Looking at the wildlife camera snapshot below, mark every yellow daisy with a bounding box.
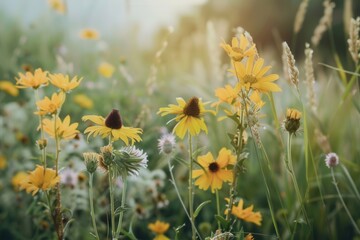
[192,148,236,193]
[11,171,29,191]
[148,220,170,234]
[221,35,257,62]
[49,73,82,92]
[48,0,66,14]
[35,92,65,116]
[73,94,94,109]
[98,62,115,78]
[42,115,79,140]
[286,108,302,120]
[213,84,241,107]
[79,28,99,40]
[225,199,262,226]
[20,165,60,196]
[16,68,48,89]
[82,109,142,145]
[0,81,19,96]
[158,97,215,139]
[0,155,7,170]
[233,56,281,93]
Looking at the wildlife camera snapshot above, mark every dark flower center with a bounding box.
[105,109,122,129]
[183,97,200,117]
[208,162,220,173]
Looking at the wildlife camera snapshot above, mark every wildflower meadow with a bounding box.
[0,0,360,239]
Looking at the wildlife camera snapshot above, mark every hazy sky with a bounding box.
[0,0,207,39]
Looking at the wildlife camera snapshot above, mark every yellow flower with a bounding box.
[49,73,82,92]
[154,235,170,240]
[221,35,257,62]
[0,155,7,170]
[249,91,265,110]
[148,220,170,234]
[192,148,236,193]
[20,165,60,196]
[35,92,65,116]
[82,109,142,145]
[42,115,79,140]
[16,68,48,89]
[286,108,302,120]
[0,81,19,96]
[48,0,66,14]
[225,199,262,226]
[73,94,94,109]
[158,97,215,139]
[98,62,115,78]
[285,108,301,134]
[245,233,254,240]
[79,28,99,40]
[232,56,281,93]
[213,84,241,107]
[11,171,29,191]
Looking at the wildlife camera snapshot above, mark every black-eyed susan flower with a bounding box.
[221,35,257,62]
[157,97,215,139]
[20,165,60,196]
[98,62,115,78]
[233,56,281,93]
[192,148,236,193]
[11,171,28,191]
[35,92,65,116]
[0,81,19,96]
[82,109,142,145]
[148,220,170,240]
[42,115,79,140]
[49,73,82,92]
[16,68,48,89]
[225,199,262,226]
[79,28,99,40]
[73,94,94,109]
[285,108,301,134]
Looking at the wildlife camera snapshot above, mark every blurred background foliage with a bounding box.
[0,0,360,239]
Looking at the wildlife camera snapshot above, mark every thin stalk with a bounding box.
[286,133,310,226]
[89,173,100,239]
[54,115,60,175]
[341,164,360,201]
[215,190,221,230]
[331,168,360,234]
[35,89,47,167]
[108,167,116,239]
[167,158,202,240]
[188,134,196,240]
[116,178,128,237]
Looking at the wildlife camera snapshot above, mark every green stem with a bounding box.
[167,158,202,240]
[341,164,360,201]
[116,178,128,237]
[108,167,116,239]
[286,133,310,226]
[188,134,196,240]
[89,173,100,239]
[215,190,221,230]
[54,115,60,175]
[331,168,360,234]
[35,89,47,168]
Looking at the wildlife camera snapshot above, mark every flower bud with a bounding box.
[83,152,99,173]
[36,138,47,150]
[100,144,114,166]
[285,108,301,134]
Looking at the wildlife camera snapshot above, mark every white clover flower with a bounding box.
[325,152,339,168]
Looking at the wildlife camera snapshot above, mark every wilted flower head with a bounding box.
[113,146,148,177]
[158,133,176,155]
[325,152,339,168]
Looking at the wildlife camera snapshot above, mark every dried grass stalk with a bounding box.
[311,0,335,46]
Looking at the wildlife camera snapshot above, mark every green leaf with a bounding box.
[215,215,231,230]
[194,200,211,218]
[119,229,137,240]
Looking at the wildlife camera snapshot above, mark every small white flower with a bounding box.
[158,133,176,155]
[325,152,339,168]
